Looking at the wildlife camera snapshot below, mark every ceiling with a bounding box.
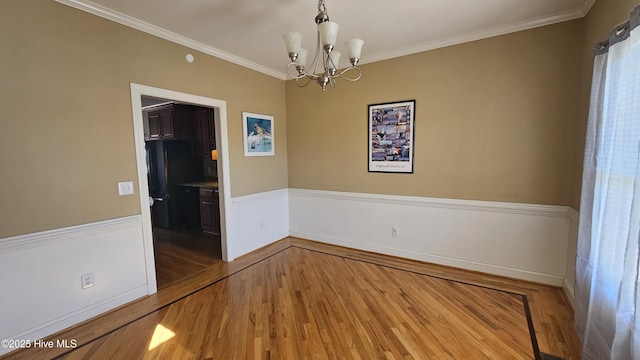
[57,0,595,79]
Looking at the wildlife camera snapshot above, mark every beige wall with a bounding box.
[2,0,637,239]
[286,20,583,206]
[0,0,288,238]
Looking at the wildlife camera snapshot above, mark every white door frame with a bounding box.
[129,83,232,295]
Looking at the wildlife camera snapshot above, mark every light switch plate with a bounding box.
[118,181,134,196]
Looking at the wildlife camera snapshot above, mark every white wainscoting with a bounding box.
[0,188,577,356]
[227,188,290,260]
[289,189,575,286]
[0,215,149,356]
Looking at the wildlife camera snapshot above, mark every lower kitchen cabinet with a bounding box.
[199,188,220,235]
[176,185,201,229]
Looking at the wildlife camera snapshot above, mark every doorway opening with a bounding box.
[143,97,221,289]
[129,84,231,295]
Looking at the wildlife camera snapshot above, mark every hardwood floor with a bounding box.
[2,237,581,360]
[152,227,222,289]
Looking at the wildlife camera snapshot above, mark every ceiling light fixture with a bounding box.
[282,0,364,91]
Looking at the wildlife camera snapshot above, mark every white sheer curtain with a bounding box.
[576,5,640,359]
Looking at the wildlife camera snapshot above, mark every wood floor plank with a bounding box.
[2,237,580,359]
[152,227,221,289]
[52,247,536,359]
[289,238,581,359]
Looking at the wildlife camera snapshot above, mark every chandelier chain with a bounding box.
[318,0,327,16]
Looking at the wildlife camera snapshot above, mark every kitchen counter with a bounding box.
[177,181,218,189]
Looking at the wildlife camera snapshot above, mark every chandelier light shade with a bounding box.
[283,32,302,55]
[295,48,308,68]
[282,0,364,91]
[318,21,339,50]
[345,39,364,65]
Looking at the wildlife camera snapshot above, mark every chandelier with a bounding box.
[282,0,364,91]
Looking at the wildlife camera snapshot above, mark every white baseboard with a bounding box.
[0,216,149,356]
[2,286,148,355]
[289,189,573,286]
[290,231,564,284]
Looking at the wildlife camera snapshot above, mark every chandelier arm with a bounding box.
[309,31,324,78]
[337,66,362,82]
[295,76,314,88]
[285,62,308,79]
[286,62,321,84]
[322,57,329,78]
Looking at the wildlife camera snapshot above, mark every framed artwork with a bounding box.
[368,100,416,173]
[242,112,274,157]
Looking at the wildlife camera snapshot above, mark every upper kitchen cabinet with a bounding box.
[146,104,193,141]
[194,108,216,157]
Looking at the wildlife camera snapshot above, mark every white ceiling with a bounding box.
[57,0,595,79]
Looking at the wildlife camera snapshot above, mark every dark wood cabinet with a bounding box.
[194,108,216,156]
[147,111,167,139]
[176,185,201,229]
[199,188,220,235]
[146,104,193,140]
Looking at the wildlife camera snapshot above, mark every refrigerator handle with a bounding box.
[163,147,169,191]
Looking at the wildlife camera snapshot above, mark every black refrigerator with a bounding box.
[146,140,201,229]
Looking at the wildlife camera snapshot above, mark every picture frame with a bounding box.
[368,100,416,173]
[242,112,274,157]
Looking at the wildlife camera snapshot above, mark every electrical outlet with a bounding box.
[81,273,95,289]
[118,181,134,196]
[392,226,400,237]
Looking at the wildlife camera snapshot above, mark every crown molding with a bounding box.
[55,0,287,80]
[580,0,597,16]
[360,5,592,66]
[56,0,594,80]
